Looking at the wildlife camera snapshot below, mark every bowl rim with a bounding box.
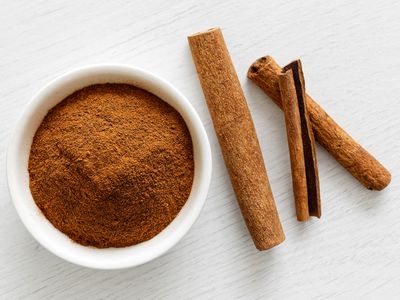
[6,64,212,269]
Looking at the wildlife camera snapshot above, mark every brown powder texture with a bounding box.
[28,83,194,248]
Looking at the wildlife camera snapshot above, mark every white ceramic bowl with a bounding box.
[7,65,212,269]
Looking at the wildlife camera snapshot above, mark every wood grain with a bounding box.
[1,0,400,299]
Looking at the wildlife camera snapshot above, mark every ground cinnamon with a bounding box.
[28,83,194,248]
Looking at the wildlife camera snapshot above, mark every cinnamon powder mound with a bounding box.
[28,83,194,248]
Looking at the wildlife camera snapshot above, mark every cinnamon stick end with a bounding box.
[368,170,391,191]
[187,27,221,39]
[247,56,275,79]
[255,233,285,251]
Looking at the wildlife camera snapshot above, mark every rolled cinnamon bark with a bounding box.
[248,56,391,191]
[279,60,321,221]
[188,28,285,250]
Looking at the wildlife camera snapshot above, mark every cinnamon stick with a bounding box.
[248,56,391,191]
[188,28,285,250]
[279,60,321,221]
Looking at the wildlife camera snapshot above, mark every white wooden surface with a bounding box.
[1,0,400,299]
